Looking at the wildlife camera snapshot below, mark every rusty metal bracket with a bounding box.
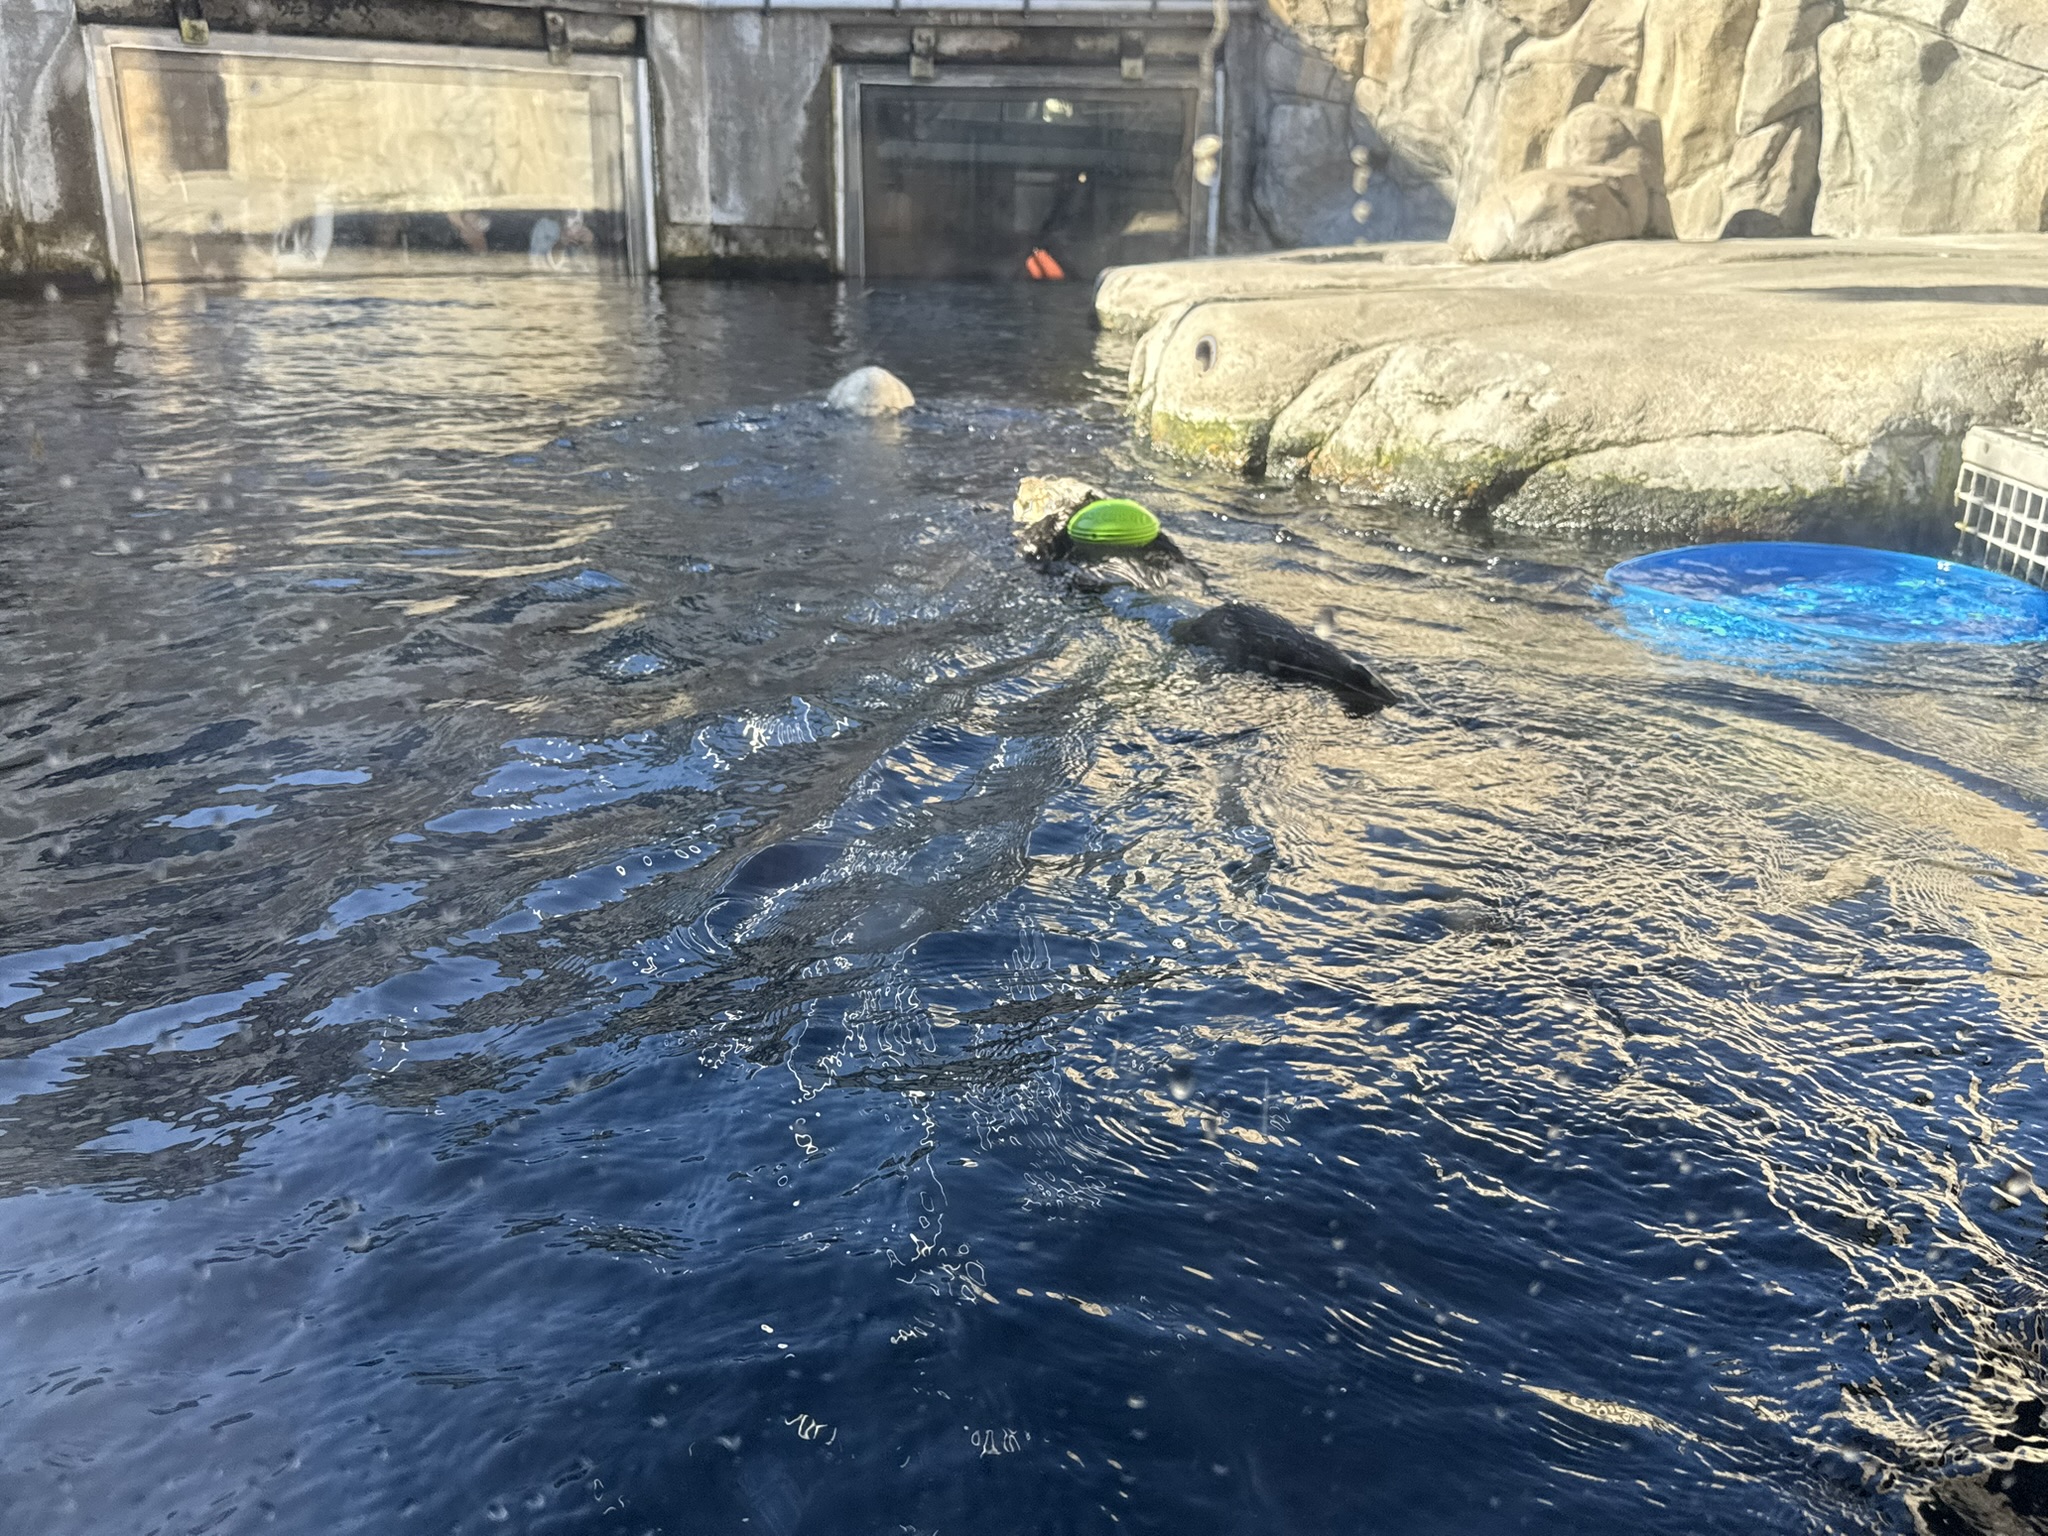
[174,0,209,46]
[1120,30,1146,81]
[543,10,572,65]
[910,27,936,80]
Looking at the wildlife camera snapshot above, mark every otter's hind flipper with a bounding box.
[1171,602,1399,715]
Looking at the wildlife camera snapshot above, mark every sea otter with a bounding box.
[1013,484,1208,597]
[1011,477,1399,716]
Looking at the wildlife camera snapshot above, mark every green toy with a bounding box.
[1065,498,1160,549]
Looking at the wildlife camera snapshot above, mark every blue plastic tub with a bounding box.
[1606,542,2048,653]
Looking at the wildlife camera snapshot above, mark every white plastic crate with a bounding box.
[1956,425,2048,589]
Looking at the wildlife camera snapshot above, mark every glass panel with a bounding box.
[860,86,1190,281]
[109,42,634,282]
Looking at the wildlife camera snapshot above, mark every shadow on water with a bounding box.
[2,276,2048,1536]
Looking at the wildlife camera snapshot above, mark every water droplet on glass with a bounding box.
[485,1500,509,1522]
[1126,1396,1146,1411]
[1166,1061,1195,1102]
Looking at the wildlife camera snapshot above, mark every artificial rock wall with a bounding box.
[1816,1,2048,238]
[1254,0,2048,252]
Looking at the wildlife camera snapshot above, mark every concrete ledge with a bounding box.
[657,221,834,279]
[1095,242,1460,331]
[1105,235,2048,546]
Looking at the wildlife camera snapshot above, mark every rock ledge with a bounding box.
[1106,235,2048,545]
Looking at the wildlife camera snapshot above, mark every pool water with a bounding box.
[3,280,2048,1536]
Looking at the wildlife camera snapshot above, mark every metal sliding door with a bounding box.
[835,66,1199,283]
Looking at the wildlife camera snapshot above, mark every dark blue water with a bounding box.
[4,279,2048,1536]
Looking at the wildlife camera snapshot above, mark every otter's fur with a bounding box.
[1009,481,1399,716]
[1171,603,1399,716]
[1015,512,1207,596]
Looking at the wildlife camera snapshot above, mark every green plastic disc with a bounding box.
[1066,498,1160,549]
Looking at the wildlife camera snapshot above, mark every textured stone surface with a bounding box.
[824,366,916,416]
[1111,235,2048,542]
[1337,0,2048,253]
[1351,0,1509,242]
[1251,5,1380,250]
[1497,0,1595,38]
[1738,0,1833,134]
[1482,0,1648,194]
[1095,243,1459,332]
[1253,97,1360,249]
[1341,0,1857,252]
[1815,4,2048,238]
[1636,0,1757,237]
[1455,166,1648,261]
[1453,103,1670,261]
[1012,476,1104,525]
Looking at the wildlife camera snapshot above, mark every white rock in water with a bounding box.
[825,366,915,416]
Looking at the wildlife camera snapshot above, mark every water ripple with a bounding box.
[1,280,2045,1536]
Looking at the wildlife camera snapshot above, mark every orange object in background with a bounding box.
[1025,247,1066,281]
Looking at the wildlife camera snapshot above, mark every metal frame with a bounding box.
[832,61,1202,281]
[1957,425,2048,590]
[82,24,656,285]
[697,0,1221,11]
